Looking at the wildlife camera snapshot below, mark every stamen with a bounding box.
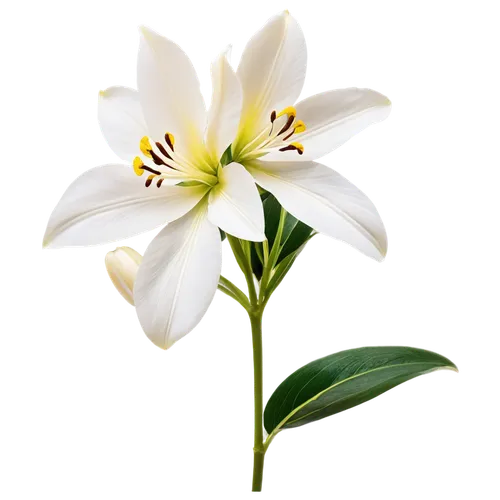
[133,157,145,176]
[278,115,295,136]
[276,106,296,118]
[141,165,162,175]
[269,111,276,137]
[165,133,175,151]
[293,120,306,134]
[156,142,173,161]
[279,142,304,155]
[145,174,155,187]
[140,137,153,158]
[157,178,164,188]
[150,150,168,167]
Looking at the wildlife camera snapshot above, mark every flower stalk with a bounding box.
[225,206,288,491]
[249,310,265,491]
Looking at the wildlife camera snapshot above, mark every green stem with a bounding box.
[249,309,265,491]
[226,212,288,491]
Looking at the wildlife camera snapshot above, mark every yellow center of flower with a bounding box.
[236,106,306,162]
[133,132,217,188]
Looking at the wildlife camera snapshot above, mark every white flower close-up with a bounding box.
[43,11,390,350]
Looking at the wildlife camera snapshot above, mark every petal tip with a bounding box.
[137,24,163,42]
[255,231,267,242]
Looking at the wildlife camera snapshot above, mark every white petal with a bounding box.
[208,163,265,241]
[137,26,207,161]
[235,11,307,149]
[263,88,391,162]
[205,48,243,162]
[105,247,143,305]
[43,164,208,248]
[247,161,387,260]
[98,86,148,162]
[134,206,222,349]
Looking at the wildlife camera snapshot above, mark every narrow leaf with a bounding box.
[263,195,313,265]
[251,243,264,281]
[220,144,233,166]
[264,346,457,435]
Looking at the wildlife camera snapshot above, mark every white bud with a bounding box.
[105,247,143,305]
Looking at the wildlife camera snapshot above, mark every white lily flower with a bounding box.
[227,11,391,260]
[44,13,390,349]
[105,247,142,306]
[43,27,266,349]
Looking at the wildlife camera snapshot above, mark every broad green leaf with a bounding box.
[264,346,457,435]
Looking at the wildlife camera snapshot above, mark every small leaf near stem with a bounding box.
[227,235,258,306]
[259,207,287,303]
[218,276,251,311]
[254,242,265,265]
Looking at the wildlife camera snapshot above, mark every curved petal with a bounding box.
[205,48,242,163]
[43,164,208,248]
[234,11,307,151]
[137,26,207,162]
[208,163,265,241]
[263,88,391,162]
[134,205,222,349]
[105,247,143,305]
[247,161,387,260]
[98,86,148,162]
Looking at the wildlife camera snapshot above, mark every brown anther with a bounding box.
[140,165,162,175]
[278,115,295,136]
[165,133,174,151]
[156,142,172,161]
[145,175,155,187]
[150,150,167,166]
[279,144,304,155]
[270,110,277,123]
[157,178,164,188]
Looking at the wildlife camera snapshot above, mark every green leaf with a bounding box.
[220,144,233,166]
[264,346,457,435]
[257,186,270,201]
[250,243,264,281]
[219,229,226,241]
[263,195,313,265]
[279,221,313,265]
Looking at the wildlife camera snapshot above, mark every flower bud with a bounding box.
[105,247,143,305]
